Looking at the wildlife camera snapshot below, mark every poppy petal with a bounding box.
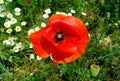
[29,27,50,58]
[48,14,66,25]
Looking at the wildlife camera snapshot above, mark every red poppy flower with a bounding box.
[29,14,89,64]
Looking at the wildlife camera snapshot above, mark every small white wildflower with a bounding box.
[30,54,34,60]
[7,13,13,19]
[56,11,61,14]
[28,29,34,36]
[41,23,46,27]
[114,23,118,26]
[59,12,67,16]
[34,26,40,31]
[14,7,21,13]
[13,46,19,53]
[44,8,51,14]
[0,13,5,17]
[8,37,14,41]
[88,33,91,37]
[37,56,42,60]
[0,0,4,4]
[0,28,4,32]
[99,40,102,43]
[15,26,22,32]
[67,13,72,16]
[70,10,76,13]
[85,22,89,26]
[6,28,12,34]
[3,40,11,45]
[50,54,53,60]
[10,18,17,24]
[29,43,33,48]
[30,72,34,76]
[21,21,27,26]
[16,42,22,49]
[4,21,11,28]
[9,41,15,46]
[42,14,49,18]
[15,12,21,16]
[81,12,87,16]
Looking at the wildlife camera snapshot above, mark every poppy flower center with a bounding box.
[55,32,64,42]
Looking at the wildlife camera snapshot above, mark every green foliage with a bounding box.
[0,0,120,81]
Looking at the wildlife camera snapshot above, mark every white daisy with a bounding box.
[8,37,14,41]
[81,12,87,16]
[42,14,49,18]
[37,56,42,60]
[3,40,11,45]
[16,42,22,49]
[67,13,72,16]
[28,29,34,36]
[0,28,4,32]
[29,43,33,48]
[9,41,15,46]
[70,10,76,13]
[14,7,21,13]
[15,12,21,16]
[21,21,27,26]
[50,54,53,60]
[44,8,51,14]
[15,26,22,32]
[34,26,40,31]
[41,23,46,27]
[0,13,5,17]
[30,54,34,60]
[4,21,11,28]
[13,46,19,53]
[6,28,12,34]
[56,11,61,14]
[88,33,91,37]
[7,13,13,19]
[10,18,17,24]
[0,0,4,4]
[85,22,89,26]
[56,12,67,16]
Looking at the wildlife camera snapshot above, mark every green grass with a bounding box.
[0,0,120,81]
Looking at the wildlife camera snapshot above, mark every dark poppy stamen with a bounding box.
[55,32,64,42]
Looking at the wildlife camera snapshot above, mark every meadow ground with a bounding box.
[0,0,120,81]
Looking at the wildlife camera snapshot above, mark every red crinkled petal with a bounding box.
[40,15,89,63]
[48,14,66,25]
[29,27,50,58]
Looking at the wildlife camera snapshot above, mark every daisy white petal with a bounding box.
[10,18,17,24]
[41,23,46,27]
[14,7,21,13]
[6,28,12,34]
[0,0,4,4]
[4,21,11,28]
[13,46,19,53]
[42,14,49,18]
[15,26,22,32]
[21,21,27,26]
[44,8,51,14]
[30,54,34,60]
[70,10,76,13]
[37,56,42,60]
[34,26,40,31]
[28,29,35,36]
